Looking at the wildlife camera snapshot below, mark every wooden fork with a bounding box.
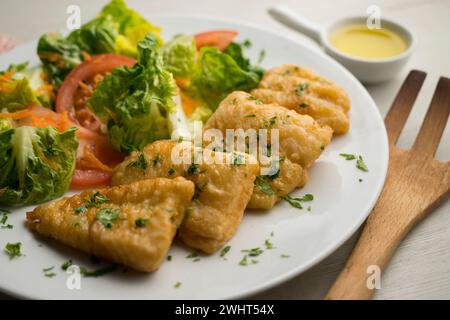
[325,70,450,300]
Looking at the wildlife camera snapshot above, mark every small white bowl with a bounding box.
[269,5,415,83]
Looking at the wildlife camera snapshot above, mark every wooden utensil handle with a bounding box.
[325,195,414,300]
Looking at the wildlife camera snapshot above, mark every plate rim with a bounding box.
[0,14,389,300]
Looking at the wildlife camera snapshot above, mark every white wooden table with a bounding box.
[0,0,449,300]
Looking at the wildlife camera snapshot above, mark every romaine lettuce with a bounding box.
[0,126,78,205]
[88,34,178,153]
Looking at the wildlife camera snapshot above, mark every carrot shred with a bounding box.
[80,144,113,173]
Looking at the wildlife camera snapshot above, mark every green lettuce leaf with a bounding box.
[190,45,263,110]
[88,34,177,153]
[161,37,264,114]
[160,35,197,78]
[0,62,54,110]
[0,126,78,206]
[38,0,161,87]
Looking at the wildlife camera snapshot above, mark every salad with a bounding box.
[0,0,263,206]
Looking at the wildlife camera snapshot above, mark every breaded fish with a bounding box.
[112,140,259,254]
[204,91,332,209]
[252,64,350,134]
[27,177,195,272]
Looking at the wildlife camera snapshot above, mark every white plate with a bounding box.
[0,16,388,299]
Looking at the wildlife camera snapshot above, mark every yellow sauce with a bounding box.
[329,25,407,59]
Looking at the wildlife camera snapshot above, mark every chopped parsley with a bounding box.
[298,103,309,108]
[174,282,182,288]
[220,245,231,258]
[242,39,252,48]
[282,194,313,209]
[258,49,266,64]
[168,167,176,176]
[239,255,249,266]
[264,239,275,250]
[281,254,290,258]
[356,156,369,172]
[61,259,73,271]
[241,247,264,257]
[359,178,363,182]
[193,257,201,262]
[80,265,117,277]
[74,205,87,215]
[127,153,148,170]
[186,252,199,259]
[320,145,325,151]
[186,163,199,176]
[244,114,256,118]
[340,153,369,172]
[42,266,56,277]
[83,191,109,208]
[152,154,163,166]
[0,209,13,229]
[295,83,309,96]
[167,255,172,261]
[43,266,55,272]
[254,176,274,196]
[340,153,356,160]
[5,242,22,259]
[96,208,120,229]
[135,218,148,228]
[44,272,57,278]
[263,116,277,128]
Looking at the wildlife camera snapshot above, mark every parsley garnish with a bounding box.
[80,265,117,277]
[264,239,275,250]
[127,153,148,170]
[168,167,176,176]
[5,242,22,259]
[135,218,148,228]
[298,103,309,108]
[43,266,55,272]
[186,163,199,176]
[282,193,314,209]
[241,247,264,257]
[167,255,172,261]
[356,156,369,172]
[0,209,13,229]
[45,272,57,278]
[220,246,231,258]
[153,154,163,166]
[244,114,256,118]
[255,176,274,196]
[61,259,73,271]
[295,83,309,96]
[174,282,182,288]
[96,208,120,229]
[83,191,109,208]
[258,49,266,64]
[281,254,290,258]
[239,255,249,266]
[242,39,252,48]
[340,153,356,160]
[340,153,369,172]
[74,205,87,215]
[186,252,199,259]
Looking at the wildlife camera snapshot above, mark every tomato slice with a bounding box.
[194,30,238,51]
[56,54,136,128]
[71,169,112,188]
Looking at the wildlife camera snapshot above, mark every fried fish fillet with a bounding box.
[252,64,350,134]
[112,140,259,254]
[27,177,195,272]
[204,91,332,209]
